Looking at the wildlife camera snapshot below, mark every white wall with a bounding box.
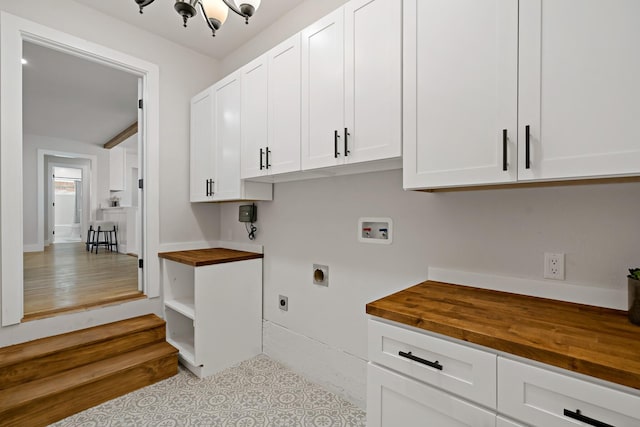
[22,134,108,246]
[220,171,640,406]
[1,0,222,346]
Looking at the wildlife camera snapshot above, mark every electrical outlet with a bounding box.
[278,295,288,311]
[544,253,565,280]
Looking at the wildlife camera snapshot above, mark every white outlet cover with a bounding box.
[544,252,565,280]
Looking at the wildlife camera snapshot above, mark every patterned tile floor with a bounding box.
[52,355,366,427]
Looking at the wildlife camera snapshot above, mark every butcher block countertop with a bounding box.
[366,280,640,391]
[158,248,263,267]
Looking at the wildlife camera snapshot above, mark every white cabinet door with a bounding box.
[240,55,269,180]
[301,8,345,170]
[190,88,215,202]
[403,0,518,190]
[344,0,402,164]
[268,34,302,176]
[498,357,640,427]
[212,73,242,201]
[367,364,496,427]
[518,0,640,181]
[109,146,126,191]
[496,416,525,427]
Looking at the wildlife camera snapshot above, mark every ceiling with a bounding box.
[22,1,307,148]
[22,41,139,147]
[73,0,306,60]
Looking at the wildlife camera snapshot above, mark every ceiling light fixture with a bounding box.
[134,0,261,37]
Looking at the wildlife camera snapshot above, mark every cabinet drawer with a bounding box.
[498,357,640,427]
[367,363,496,427]
[368,319,497,408]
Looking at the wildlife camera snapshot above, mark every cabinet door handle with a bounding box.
[502,129,508,171]
[266,147,271,169]
[344,128,350,157]
[334,130,340,158]
[259,148,264,170]
[525,125,531,169]
[563,409,613,427]
[210,180,215,196]
[398,351,443,371]
[206,179,210,196]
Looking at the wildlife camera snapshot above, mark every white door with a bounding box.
[518,0,640,181]
[190,88,215,202]
[403,0,518,190]
[344,0,402,164]
[268,34,302,176]
[212,73,242,201]
[240,55,268,180]
[301,8,345,170]
[367,364,496,427]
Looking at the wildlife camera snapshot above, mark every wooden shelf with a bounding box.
[165,299,195,320]
[158,248,263,267]
[366,281,640,392]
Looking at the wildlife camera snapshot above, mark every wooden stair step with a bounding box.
[0,314,166,389]
[0,341,178,427]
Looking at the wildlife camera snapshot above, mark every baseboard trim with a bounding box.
[428,267,626,310]
[262,320,366,409]
[23,243,43,253]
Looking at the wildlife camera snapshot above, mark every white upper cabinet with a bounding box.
[518,0,640,182]
[240,55,269,180]
[267,34,302,176]
[301,8,345,170]
[191,72,272,202]
[190,87,215,202]
[403,0,519,190]
[404,0,640,190]
[302,0,402,171]
[344,0,402,164]
[241,35,302,180]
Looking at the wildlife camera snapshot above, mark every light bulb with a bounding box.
[202,0,229,26]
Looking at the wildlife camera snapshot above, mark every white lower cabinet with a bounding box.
[496,416,525,427]
[368,318,640,426]
[162,257,262,378]
[498,357,640,427]
[367,363,496,427]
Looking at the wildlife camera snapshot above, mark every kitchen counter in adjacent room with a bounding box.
[366,281,640,391]
[158,248,263,267]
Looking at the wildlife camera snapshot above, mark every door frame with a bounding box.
[0,12,161,326]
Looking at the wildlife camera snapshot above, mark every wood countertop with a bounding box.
[366,281,640,391]
[158,248,263,267]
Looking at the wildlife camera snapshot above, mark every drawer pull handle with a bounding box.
[502,129,508,171]
[563,409,614,427]
[398,351,443,371]
[525,125,531,169]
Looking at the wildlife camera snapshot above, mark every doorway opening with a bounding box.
[52,166,83,243]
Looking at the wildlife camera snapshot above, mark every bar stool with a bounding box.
[92,221,118,254]
[85,222,96,252]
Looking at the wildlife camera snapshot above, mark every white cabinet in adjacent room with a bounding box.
[404,0,640,190]
[301,0,401,171]
[240,34,302,180]
[109,146,126,191]
[190,72,272,202]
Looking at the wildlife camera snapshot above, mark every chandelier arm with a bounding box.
[220,0,247,18]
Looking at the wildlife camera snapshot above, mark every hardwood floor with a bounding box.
[23,243,142,321]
